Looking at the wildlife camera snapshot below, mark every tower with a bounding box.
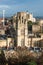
[17,12,28,47]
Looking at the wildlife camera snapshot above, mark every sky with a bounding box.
[0,0,43,17]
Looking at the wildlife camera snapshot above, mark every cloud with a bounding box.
[0,5,10,9]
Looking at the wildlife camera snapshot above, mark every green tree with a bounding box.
[27,61,37,65]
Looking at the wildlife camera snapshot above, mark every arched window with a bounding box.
[27,21,32,33]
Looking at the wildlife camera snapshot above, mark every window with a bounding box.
[19,16,20,20]
[36,33,41,38]
[22,17,23,19]
[22,17,23,23]
[34,41,40,47]
[27,22,32,33]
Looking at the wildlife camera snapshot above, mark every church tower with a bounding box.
[17,12,28,47]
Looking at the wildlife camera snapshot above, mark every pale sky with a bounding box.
[0,0,43,17]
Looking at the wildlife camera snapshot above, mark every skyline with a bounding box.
[0,0,43,17]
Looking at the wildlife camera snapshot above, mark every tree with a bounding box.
[27,60,37,65]
[28,21,33,33]
[8,57,18,65]
[0,50,6,65]
[37,52,43,65]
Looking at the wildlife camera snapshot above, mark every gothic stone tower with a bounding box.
[16,12,36,47]
[17,12,28,47]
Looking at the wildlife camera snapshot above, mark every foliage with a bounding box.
[28,21,32,32]
[0,50,6,65]
[28,21,33,25]
[7,48,43,65]
[37,52,43,65]
[7,48,37,65]
[8,57,18,65]
[27,60,37,65]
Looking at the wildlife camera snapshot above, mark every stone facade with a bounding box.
[0,40,6,47]
[0,36,14,48]
[13,12,43,48]
[0,12,43,48]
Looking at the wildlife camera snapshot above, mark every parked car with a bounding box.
[28,47,34,52]
[34,47,41,52]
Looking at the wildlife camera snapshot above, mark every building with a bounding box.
[0,35,14,48]
[12,12,43,48]
[0,11,43,48]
